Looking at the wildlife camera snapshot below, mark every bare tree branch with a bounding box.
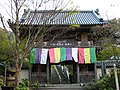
[1,0,76,86]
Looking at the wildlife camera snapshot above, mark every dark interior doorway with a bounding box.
[50,61,77,84]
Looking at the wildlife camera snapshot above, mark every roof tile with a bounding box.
[20,10,107,25]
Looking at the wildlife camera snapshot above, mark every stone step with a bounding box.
[33,87,87,90]
[31,84,87,90]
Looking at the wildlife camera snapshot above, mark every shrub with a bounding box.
[86,83,96,90]
[96,68,120,90]
[0,79,4,86]
[16,79,29,90]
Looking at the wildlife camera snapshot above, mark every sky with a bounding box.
[0,0,120,28]
[73,0,120,20]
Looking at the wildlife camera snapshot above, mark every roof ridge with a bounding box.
[24,9,94,13]
[92,10,104,22]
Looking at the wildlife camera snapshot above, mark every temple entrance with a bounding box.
[50,61,77,84]
[30,62,78,84]
[30,63,95,84]
[30,47,97,84]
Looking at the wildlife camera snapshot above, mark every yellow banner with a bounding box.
[84,48,90,63]
[54,48,60,63]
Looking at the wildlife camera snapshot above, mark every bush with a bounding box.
[0,79,4,86]
[96,68,120,90]
[32,81,40,89]
[16,79,29,90]
[86,83,97,90]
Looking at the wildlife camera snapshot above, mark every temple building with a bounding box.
[9,9,107,85]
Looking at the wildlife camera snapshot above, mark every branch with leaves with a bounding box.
[91,19,120,60]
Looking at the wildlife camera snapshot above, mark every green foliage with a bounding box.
[86,83,96,90]
[67,11,80,30]
[0,28,15,63]
[68,11,79,16]
[0,79,4,86]
[0,66,4,75]
[96,68,120,90]
[97,44,120,60]
[19,38,28,54]
[32,81,40,88]
[96,75,115,90]
[69,24,80,30]
[16,79,29,90]
[91,19,120,61]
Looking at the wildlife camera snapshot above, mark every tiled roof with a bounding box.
[20,10,107,25]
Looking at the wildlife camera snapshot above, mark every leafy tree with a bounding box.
[91,19,120,60]
[0,28,15,63]
[97,42,120,60]
[0,28,15,75]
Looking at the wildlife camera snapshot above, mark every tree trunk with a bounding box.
[15,0,20,86]
[15,33,20,86]
[15,65,19,86]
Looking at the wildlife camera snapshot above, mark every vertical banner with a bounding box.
[84,48,90,63]
[78,48,84,64]
[49,48,55,63]
[72,48,78,62]
[36,48,41,64]
[66,48,72,60]
[90,48,96,63]
[41,49,48,64]
[60,48,66,62]
[54,48,60,63]
[30,48,36,64]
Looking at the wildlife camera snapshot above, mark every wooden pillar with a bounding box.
[81,32,88,46]
[77,63,80,83]
[101,62,106,77]
[94,63,97,82]
[49,64,51,83]
[47,60,50,84]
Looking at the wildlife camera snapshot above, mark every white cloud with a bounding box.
[72,0,120,20]
[0,0,120,22]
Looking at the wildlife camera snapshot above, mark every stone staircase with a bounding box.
[51,65,70,84]
[32,84,87,90]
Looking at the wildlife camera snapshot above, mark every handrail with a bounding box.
[54,65,62,83]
